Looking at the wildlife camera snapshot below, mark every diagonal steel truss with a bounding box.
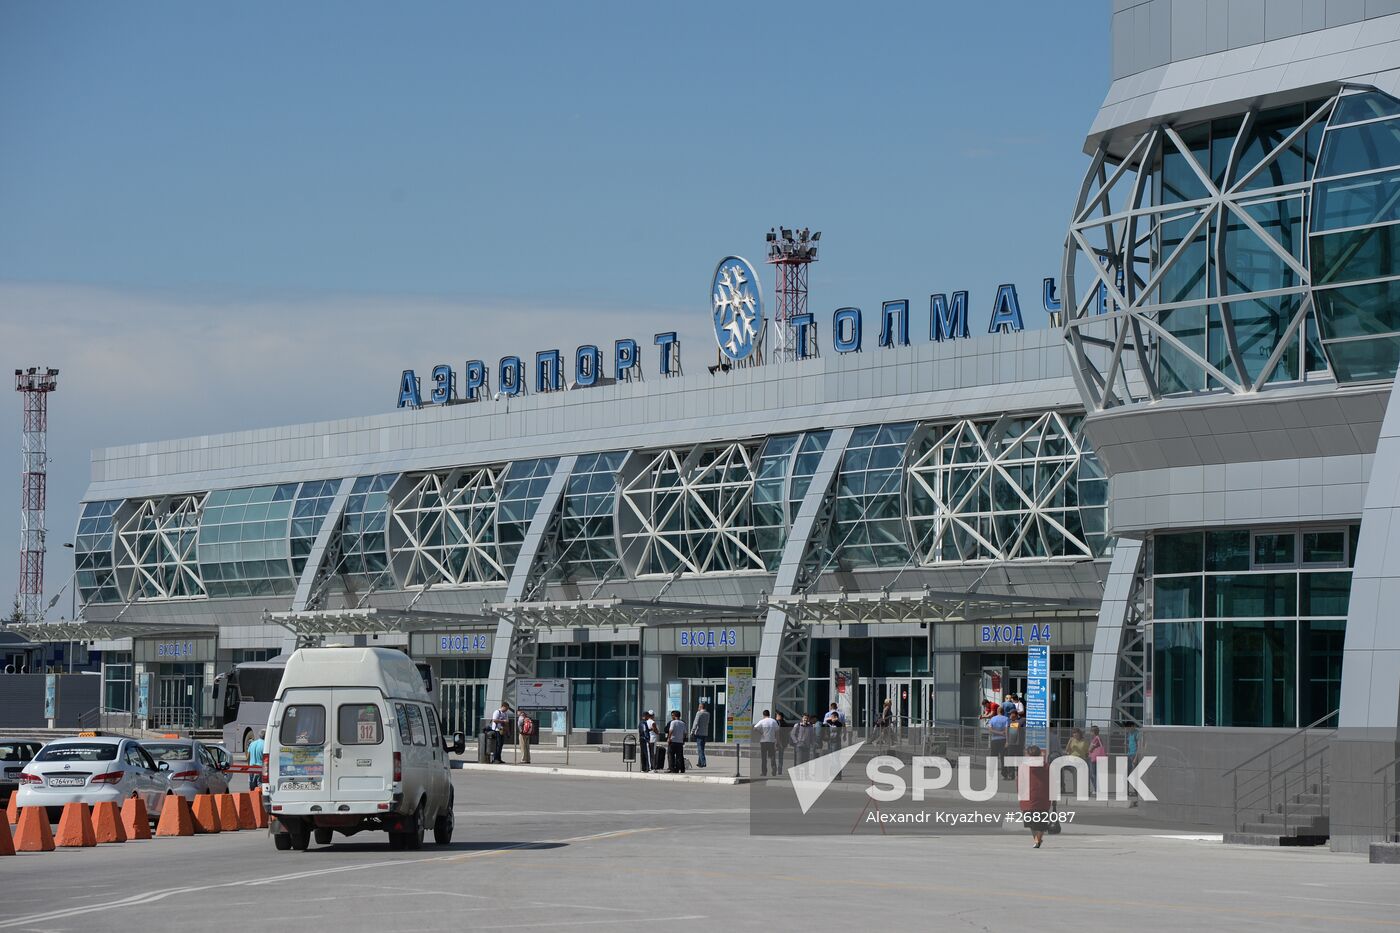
[1114,544,1150,727]
[619,440,768,575]
[906,412,1102,562]
[114,495,206,601]
[389,467,508,587]
[1063,94,1340,412]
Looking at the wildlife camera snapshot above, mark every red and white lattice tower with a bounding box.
[765,227,820,360]
[15,367,58,622]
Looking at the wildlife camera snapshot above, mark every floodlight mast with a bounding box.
[766,227,820,360]
[15,367,58,622]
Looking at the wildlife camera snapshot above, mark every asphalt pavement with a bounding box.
[2,769,1398,932]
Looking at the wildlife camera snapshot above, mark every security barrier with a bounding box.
[122,797,152,840]
[14,807,54,851]
[156,795,194,837]
[0,818,14,856]
[190,794,221,834]
[55,802,96,847]
[4,793,17,825]
[92,801,126,844]
[215,794,239,832]
[233,792,258,830]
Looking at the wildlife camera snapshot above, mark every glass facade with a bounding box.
[115,495,206,600]
[291,480,339,576]
[390,466,508,588]
[340,473,395,584]
[559,451,627,581]
[197,484,298,598]
[1151,526,1354,728]
[620,440,771,575]
[103,651,132,712]
[1064,87,1400,413]
[1309,91,1400,381]
[534,642,639,730]
[831,423,916,569]
[907,412,1110,563]
[496,459,559,574]
[75,499,121,606]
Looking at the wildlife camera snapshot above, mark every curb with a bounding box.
[456,762,747,785]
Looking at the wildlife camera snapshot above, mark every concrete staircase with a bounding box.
[1224,781,1330,847]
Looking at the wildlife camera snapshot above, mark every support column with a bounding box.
[485,455,577,711]
[1084,538,1144,726]
[1332,380,1400,853]
[755,428,853,719]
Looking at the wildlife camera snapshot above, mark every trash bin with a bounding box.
[478,731,491,764]
[621,734,637,771]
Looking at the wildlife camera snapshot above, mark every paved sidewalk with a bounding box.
[453,746,749,784]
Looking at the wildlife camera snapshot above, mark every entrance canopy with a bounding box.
[266,607,495,639]
[0,620,219,643]
[482,597,760,630]
[768,588,1098,626]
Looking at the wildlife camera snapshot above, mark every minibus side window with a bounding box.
[405,704,428,747]
[394,703,410,739]
[338,704,384,745]
[426,709,440,749]
[281,705,327,746]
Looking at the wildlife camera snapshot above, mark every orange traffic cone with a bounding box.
[233,792,258,830]
[0,817,14,856]
[55,802,96,847]
[5,792,18,825]
[121,796,152,840]
[14,807,55,852]
[92,801,127,844]
[190,794,221,834]
[250,787,268,828]
[155,794,194,837]
[215,794,239,832]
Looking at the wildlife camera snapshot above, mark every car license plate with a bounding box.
[48,777,86,787]
[279,779,321,792]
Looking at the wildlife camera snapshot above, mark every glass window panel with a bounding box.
[1314,279,1400,340]
[1155,532,1204,574]
[1205,620,1296,728]
[1301,531,1346,565]
[1300,571,1351,617]
[1323,334,1400,382]
[1299,619,1344,726]
[1205,530,1251,571]
[1153,622,1203,726]
[1310,223,1400,286]
[1253,533,1296,566]
[1318,117,1400,178]
[1154,577,1202,619]
[1206,573,1297,618]
[1313,169,1400,232]
[1332,92,1400,126]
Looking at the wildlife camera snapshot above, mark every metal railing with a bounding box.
[1224,710,1338,834]
[150,705,196,730]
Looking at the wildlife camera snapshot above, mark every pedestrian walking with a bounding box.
[516,709,534,764]
[1124,721,1140,805]
[774,712,790,774]
[791,715,816,765]
[1005,709,1026,779]
[247,730,266,791]
[753,709,779,777]
[691,701,711,768]
[665,710,687,773]
[490,702,511,763]
[1021,744,1052,849]
[1088,724,1107,794]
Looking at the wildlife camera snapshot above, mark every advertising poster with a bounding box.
[834,667,856,725]
[666,681,682,717]
[725,666,754,743]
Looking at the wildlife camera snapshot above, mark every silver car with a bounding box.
[16,736,169,822]
[1,741,43,806]
[141,738,231,802]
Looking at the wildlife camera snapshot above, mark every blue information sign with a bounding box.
[1025,645,1050,752]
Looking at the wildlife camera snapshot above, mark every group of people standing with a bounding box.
[637,707,695,773]
[754,703,848,776]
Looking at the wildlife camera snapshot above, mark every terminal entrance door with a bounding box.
[154,664,203,728]
[440,680,488,736]
[870,678,923,733]
[682,680,725,742]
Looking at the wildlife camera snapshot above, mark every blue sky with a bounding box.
[0,1,1109,612]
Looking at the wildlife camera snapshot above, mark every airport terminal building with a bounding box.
[34,0,1400,849]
